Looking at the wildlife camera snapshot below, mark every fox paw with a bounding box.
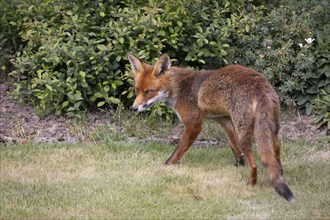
[234,155,245,167]
[164,158,181,165]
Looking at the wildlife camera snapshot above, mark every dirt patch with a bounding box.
[308,150,330,162]
[0,81,328,144]
[0,82,111,144]
[281,112,329,142]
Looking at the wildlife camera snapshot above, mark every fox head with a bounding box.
[127,53,171,112]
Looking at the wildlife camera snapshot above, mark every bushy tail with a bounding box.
[254,95,294,202]
[273,178,295,203]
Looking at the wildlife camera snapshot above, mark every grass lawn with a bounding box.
[1,135,329,219]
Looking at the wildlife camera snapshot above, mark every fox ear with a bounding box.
[153,54,171,77]
[127,53,143,75]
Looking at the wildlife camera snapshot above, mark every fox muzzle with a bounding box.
[132,103,151,112]
[132,90,169,112]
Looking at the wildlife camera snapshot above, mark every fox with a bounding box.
[127,52,294,202]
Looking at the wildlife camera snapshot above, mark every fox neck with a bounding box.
[164,67,203,108]
[157,74,175,108]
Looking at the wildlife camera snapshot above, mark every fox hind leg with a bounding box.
[238,132,257,185]
[216,117,245,166]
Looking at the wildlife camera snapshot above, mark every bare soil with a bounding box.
[0,82,111,144]
[0,82,328,145]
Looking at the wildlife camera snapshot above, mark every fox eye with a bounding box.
[145,90,154,96]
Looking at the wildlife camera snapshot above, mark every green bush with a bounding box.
[2,0,329,127]
[6,0,253,117]
[0,0,24,73]
[312,89,330,128]
[226,0,330,128]
[10,0,127,117]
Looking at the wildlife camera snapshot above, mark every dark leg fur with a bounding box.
[234,154,245,167]
[216,117,245,167]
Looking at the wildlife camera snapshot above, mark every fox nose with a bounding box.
[132,105,138,111]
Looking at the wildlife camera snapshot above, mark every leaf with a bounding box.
[245,24,250,32]
[325,65,330,77]
[97,44,107,51]
[201,13,208,20]
[157,108,162,116]
[81,82,89,88]
[37,95,44,100]
[305,103,313,116]
[67,107,76,112]
[119,37,124,44]
[97,101,105,107]
[94,92,103,98]
[104,85,110,92]
[306,86,320,94]
[109,97,120,104]
[185,53,192,61]
[45,84,52,91]
[127,91,134,99]
[62,101,69,107]
[324,85,330,93]
[221,49,227,56]
[74,91,83,101]
[79,71,86,78]
[37,70,43,79]
[99,12,105,17]
[158,30,166,36]
[74,101,82,109]
[316,30,324,45]
[297,95,309,105]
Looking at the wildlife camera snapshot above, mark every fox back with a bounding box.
[128,53,294,202]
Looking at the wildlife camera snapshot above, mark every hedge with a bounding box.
[1,0,329,127]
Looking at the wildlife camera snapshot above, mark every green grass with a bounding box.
[1,136,329,219]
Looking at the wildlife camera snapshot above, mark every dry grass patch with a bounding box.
[1,139,329,219]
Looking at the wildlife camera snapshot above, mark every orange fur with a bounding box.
[127,53,294,202]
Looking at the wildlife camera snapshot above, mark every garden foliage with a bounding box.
[226,0,330,128]
[1,0,329,127]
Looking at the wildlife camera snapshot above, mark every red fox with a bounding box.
[127,53,294,202]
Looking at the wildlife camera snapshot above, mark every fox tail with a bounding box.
[254,94,294,202]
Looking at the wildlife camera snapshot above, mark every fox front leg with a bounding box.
[165,122,202,165]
